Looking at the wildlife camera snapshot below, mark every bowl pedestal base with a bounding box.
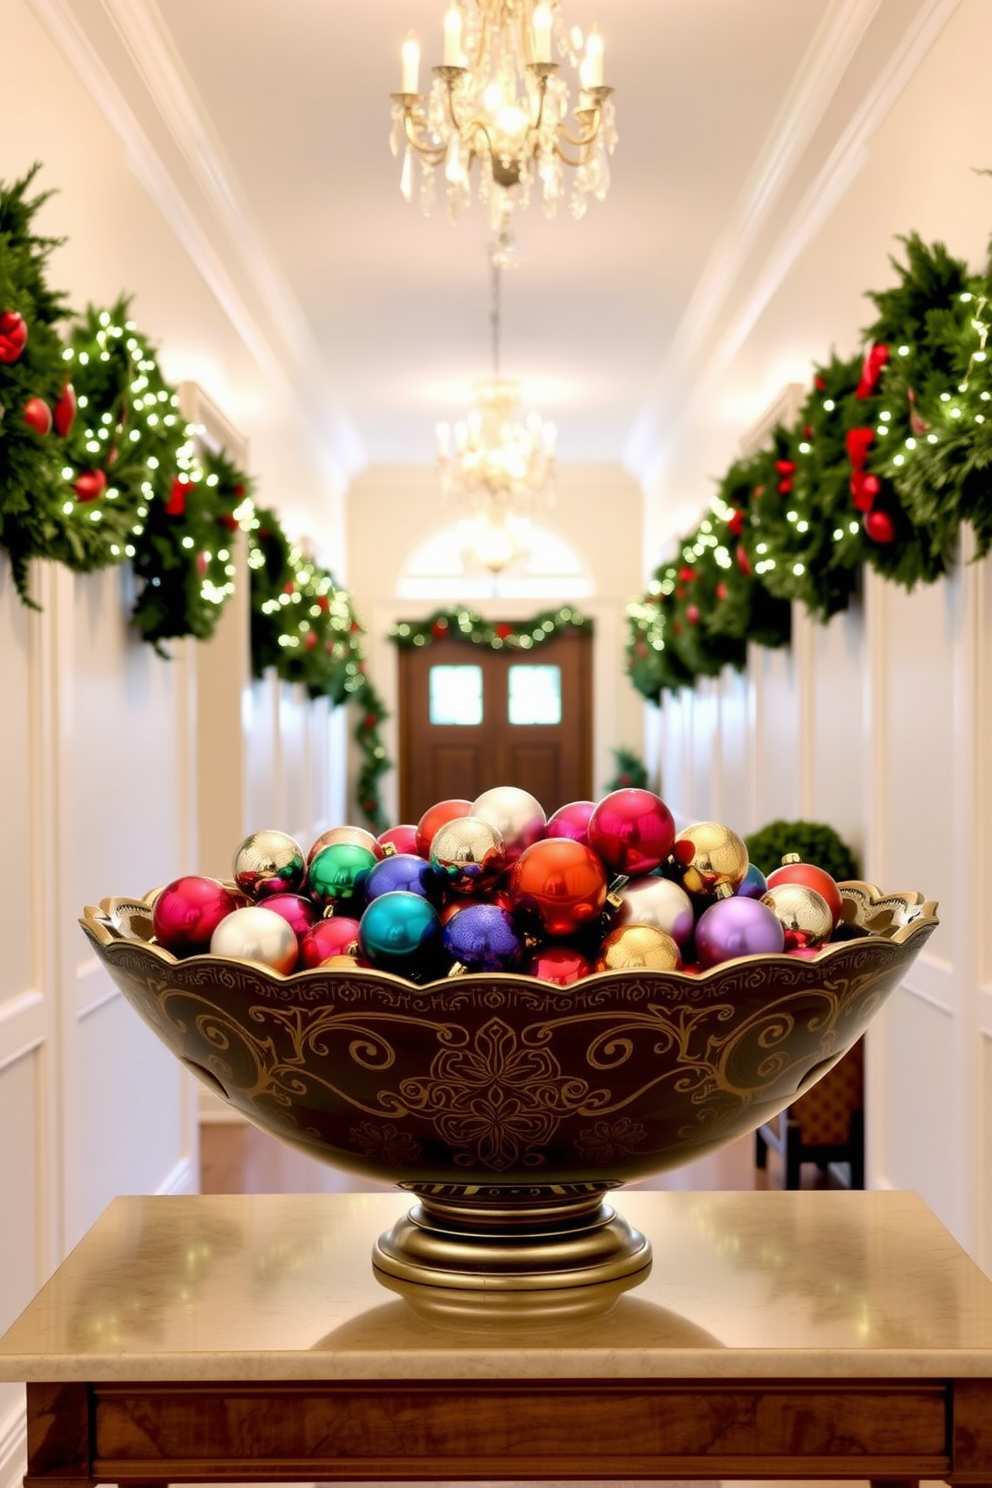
[372,1184,652,1290]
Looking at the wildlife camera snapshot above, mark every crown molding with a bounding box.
[626,0,963,488]
[25,0,365,490]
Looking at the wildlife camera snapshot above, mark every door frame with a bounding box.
[364,599,639,826]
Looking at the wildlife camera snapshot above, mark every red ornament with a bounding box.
[377,823,419,856]
[0,310,27,363]
[728,508,745,537]
[672,621,682,634]
[283,580,295,595]
[587,788,676,877]
[845,427,875,470]
[850,471,881,512]
[674,585,686,600]
[775,460,796,476]
[316,594,330,611]
[73,469,107,503]
[23,397,52,435]
[766,861,843,927]
[52,384,77,437]
[753,484,765,498]
[197,552,210,578]
[736,544,752,577]
[509,838,607,939]
[678,565,695,582]
[864,509,896,544]
[166,476,192,515]
[855,342,890,399]
[523,944,592,985]
[777,477,793,494]
[495,623,513,640]
[415,798,473,858]
[152,875,238,956]
[686,604,700,624]
[217,513,239,531]
[802,424,814,439]
[299,916,362,968]
[716,582,728,601]
[305,631,317,650]
[814,374,827,392]
[430,617,449,638]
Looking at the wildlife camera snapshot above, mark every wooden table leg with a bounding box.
[24,1384,93,1488]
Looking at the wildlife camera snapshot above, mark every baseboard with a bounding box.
[0,1399,26,1488]
[156,1154,197,1195]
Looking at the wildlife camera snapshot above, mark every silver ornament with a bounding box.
[471,785,546,864]
[209,905,299,972]
[232,829,306,898]
[617,876,695,948]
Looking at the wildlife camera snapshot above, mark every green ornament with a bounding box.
[307,843,377,910]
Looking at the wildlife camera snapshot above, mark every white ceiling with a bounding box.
[7,0,972,546]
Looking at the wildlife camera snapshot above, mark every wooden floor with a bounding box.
[197,1123,868,1488]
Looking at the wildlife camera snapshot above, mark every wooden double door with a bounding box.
[398,629,593,824]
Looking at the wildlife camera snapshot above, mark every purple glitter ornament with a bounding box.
[442,904,523,972]
[737,862,770,900]
[695,895,785,967]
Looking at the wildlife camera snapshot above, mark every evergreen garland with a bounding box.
[0,165,74,603]
[390,605,592,650]
[627,229,992,701]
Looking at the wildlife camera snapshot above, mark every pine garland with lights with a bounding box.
[130,434,251,652]
[626,228,992,700]
[0,165,74,603]
[390,605,593,650]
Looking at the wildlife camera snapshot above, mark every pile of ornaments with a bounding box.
[150,786,863,985]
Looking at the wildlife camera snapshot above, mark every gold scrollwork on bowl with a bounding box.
[80,882,937,1290]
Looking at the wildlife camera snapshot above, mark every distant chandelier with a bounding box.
[390,0,616,227]
[437,249,556,573]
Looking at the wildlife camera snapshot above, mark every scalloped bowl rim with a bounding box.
[80,880,940,993]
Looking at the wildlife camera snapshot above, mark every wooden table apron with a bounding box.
[22,1374,992,1487]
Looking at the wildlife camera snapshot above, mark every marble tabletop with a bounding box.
[2,1189,991,1383]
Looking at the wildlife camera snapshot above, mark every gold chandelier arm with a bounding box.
[395,101,449,166]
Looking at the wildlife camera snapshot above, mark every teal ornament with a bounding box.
[359,891,442,975]
[307,843,377,910]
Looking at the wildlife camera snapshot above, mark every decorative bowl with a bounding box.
[80,882,937,1291]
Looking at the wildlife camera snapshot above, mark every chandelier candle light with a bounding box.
[437,248,556,574]
[391,0,616,226]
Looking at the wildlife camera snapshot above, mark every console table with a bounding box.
[2,1189,992,1486]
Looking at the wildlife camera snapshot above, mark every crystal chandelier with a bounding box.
[390,0,616,227]
[437,246,556,574]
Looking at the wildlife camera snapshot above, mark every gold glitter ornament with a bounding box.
[594,923,682,972]
[761,882,834,950]
[671,821,749,899]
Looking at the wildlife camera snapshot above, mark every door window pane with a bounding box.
[429,665,483,725]
[508,665,562,725]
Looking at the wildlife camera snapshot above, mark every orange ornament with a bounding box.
[509,838,608,939]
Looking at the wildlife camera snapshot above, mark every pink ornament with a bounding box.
[546,800,597,845]
[587,788,676,877]
[300,916,362,967]
[260,892,321,944]
[377,823,419,856]
[152,875,238,956]
[616,875,694,948]
[695,897,785,968]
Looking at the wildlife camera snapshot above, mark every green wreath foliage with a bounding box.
[0,165,74,603]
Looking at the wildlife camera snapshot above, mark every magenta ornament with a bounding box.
[695,896,785,967]
[300,916,362,968]
[260,892,321,944]
[546,800,597,845]
[152,876,238,956]
[587,788,676,877]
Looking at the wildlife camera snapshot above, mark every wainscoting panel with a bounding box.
[656,547,991,1272]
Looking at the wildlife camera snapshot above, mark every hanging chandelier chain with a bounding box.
[491,256,502,379]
